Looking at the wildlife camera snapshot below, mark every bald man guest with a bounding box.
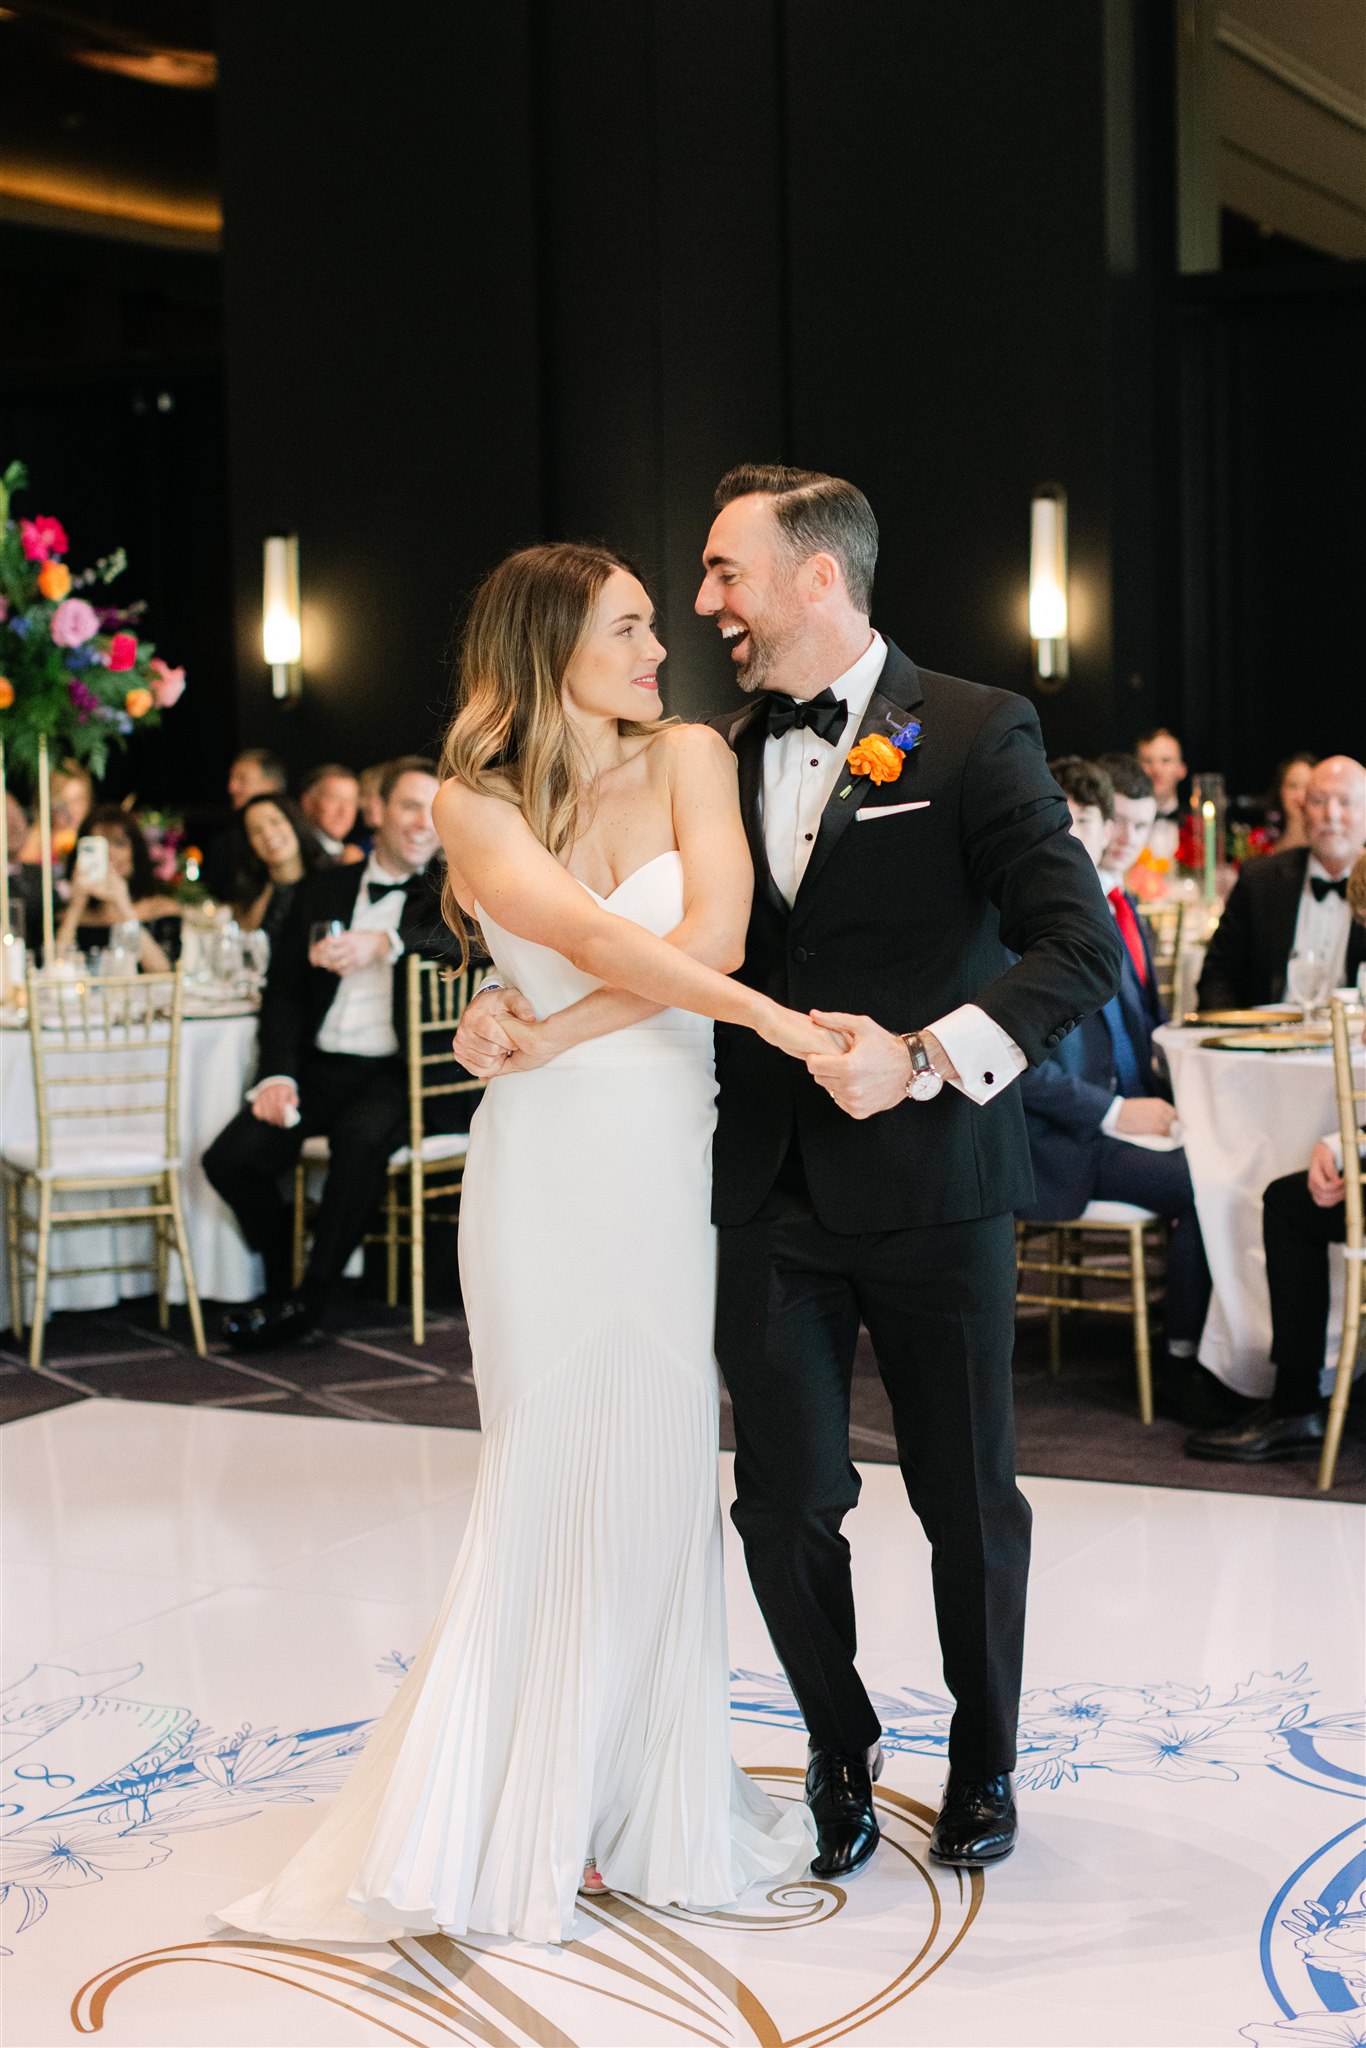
[1196,757,1366,1011]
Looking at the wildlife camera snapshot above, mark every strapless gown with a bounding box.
[214,851,814,1945]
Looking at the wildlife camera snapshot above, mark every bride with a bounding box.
[214,542,835,1947]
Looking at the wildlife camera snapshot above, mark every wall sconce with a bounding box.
[1029,485,1069,688]
[262,535,302,701]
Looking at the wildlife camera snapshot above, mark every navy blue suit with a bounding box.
[1019,892,1210,1344]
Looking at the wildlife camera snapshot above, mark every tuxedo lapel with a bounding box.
[793,642,924,911]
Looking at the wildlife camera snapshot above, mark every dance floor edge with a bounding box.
[3,1399,1363,2048]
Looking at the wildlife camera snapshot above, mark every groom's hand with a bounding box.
[806,1014,959,1118]
[452,985,536,1077]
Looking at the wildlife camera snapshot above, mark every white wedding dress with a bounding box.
[215,850,814,1945]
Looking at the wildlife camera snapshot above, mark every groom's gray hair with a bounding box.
[714,464,878,613]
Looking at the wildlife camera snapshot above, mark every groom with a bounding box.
[459,466,1120,1876]
[698,466,1118,1876]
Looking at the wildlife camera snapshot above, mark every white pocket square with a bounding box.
[856,800,931,821]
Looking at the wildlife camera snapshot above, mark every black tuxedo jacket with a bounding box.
[709,641,1123,1231]
[256,860,464,1088]
[1196,847,1366,1010]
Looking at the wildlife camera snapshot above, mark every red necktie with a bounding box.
[1108,887,1149,986]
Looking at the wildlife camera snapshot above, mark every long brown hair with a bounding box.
[439,542,667,956]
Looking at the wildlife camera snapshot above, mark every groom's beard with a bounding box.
[733,618,800,695]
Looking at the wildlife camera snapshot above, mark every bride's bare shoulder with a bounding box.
[658,721,738,778]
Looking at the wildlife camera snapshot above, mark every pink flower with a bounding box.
[20,515,69,563]
[146,657,186,708]
[50,597,101,648]
[107,632,138,672]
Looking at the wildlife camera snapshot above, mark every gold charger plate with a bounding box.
[1183,1007,1301,1027]
[1201,1029,1332,1053]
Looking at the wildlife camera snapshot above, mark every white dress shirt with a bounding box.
[1290,855,1353,992]
[314,856,410,1057]
[760,634,1025,1107]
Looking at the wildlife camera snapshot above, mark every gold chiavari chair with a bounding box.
[292,955,484,1343]
[1319,998,1365,1491]
[1136,900,1186,1017]
[1015,1203,1166,1423]
[3,967,206,1368]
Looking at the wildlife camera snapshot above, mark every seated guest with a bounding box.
[204,757,464,1351]
[1136,728,1186,864]
[1264,752,1316,853]
[1095,753,1158,890]
[21,758,93,867]
[232,792,332,943]
[202,749,289,903]
[1197,756,1366,1010]
[55,806,182,969]
[5,792,42,941]
[352,763,387,855]
[299,763,364,864]
[1022,757,1212,1402]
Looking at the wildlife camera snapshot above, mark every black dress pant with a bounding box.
[1263,1170,1347,1414]
[715,1150,1031,1777]
[1091,1136,1211,1346]
[203,1052,408,1304]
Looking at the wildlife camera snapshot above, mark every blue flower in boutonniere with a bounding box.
[838,715,923,798]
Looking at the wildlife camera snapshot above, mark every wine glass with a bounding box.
[1287,949,1328,1018]
[309,918,345,967]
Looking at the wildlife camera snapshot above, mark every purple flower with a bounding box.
[64,645,96,670]
[68,679,100,724]
[7,615,29,639]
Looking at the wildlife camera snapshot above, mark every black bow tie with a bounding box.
[765,688,846,744]
[1310,875,1347,903]
[367,877,411,903]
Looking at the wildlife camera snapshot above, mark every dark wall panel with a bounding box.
[782,0,1115,751]
[216,1,544,776]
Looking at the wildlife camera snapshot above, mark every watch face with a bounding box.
[910,1070,944,1102]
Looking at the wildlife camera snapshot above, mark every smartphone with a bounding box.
[75,835,109,885]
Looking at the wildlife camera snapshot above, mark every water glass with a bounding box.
[1287,950,1328,1017]
[241,929,270,987]
[1357,963,1366,1008]
[309,919,345,965]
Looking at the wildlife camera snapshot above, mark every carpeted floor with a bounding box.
[3,1283,1361,1503]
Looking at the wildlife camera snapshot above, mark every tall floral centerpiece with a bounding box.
[0,460,188,960]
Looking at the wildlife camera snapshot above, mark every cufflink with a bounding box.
[984,1071,994,1086]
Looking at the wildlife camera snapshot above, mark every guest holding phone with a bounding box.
[55,806,182,970]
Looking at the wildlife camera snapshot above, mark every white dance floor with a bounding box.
[3,1399,1363,2047]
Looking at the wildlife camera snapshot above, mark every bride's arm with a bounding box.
[434,752,818,1056]
[499,726,752,1062]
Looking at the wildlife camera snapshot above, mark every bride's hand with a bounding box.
[757,1002,849,1060]
[497,1012,566,1073]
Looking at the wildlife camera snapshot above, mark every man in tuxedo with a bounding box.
[1197,756,1366,1010]
[694,467,1120,1875]
[1136,727,1186,866]
[1018,757,1211,1389]
[205,757,463,1350]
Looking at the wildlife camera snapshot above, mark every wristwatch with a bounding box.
[900,1031,944,1103]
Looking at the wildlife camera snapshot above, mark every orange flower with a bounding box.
[846,733,904,785]
[124,687,153,719]
[0,677,13,709]
[38,559,72,601]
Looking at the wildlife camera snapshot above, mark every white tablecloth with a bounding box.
[0,1011,263,1322]
[1156,1023,1363,1397]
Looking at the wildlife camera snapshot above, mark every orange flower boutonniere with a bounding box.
[845,733,903,785]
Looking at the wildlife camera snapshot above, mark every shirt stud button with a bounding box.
[804,832,814,842]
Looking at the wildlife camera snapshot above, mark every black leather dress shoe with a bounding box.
[929,1771,1017,1867]
[221,1297,322,1354]
[806,1742,883,1879]
[1185,1403,1325,1463]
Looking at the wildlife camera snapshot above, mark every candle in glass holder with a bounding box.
[1202,800,1216,903]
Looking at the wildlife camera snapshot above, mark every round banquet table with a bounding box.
[1155,1021,1364,1398]
[0,1007,264,1325]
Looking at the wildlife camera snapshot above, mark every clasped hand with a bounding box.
[309,929,391,976]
